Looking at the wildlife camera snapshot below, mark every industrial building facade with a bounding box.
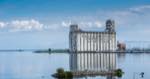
[69,19,116,52]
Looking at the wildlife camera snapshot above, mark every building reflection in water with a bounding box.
[69,52,117,79]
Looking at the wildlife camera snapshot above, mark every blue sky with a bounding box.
[0,0,150,49]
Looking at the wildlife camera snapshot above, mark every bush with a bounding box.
[115,69,123,77]
[116,69,122,72]
[66,71,73,78]
[53,68,73,79]
[57,68,64,73]
[57,73,66,78]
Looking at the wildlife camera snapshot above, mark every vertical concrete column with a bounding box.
[90,33,93,51]
[72,33,74,52]
[106,33,108,51]
[103,33,105,51]
[112,33,114,51]
[83,33,84,52]
[94,32,95,52]
[100,33,102,52]
[75,32,78,52]
[88,33,90,52]
[80,33,82,51]
[81,33,83,52]
[104,33,106,51]
[108,33,110,51]
[91,32,93,52]
[114,34,116,51]
[107,33,108,51]
[102,33,104,52]
[84,33,86,52]
[110,34,112,51]
[87,33,88,52]
[79,33,81,52]
[95,32,97,51]
[112,34,114,51]
[93,32,94,52]
[98,33,101,52]
[97,33,99,52]
[90,33,91,52]
[101,33,102,52]
[105,33,107,51]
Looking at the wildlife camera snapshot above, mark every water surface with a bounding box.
[0,52,149,79]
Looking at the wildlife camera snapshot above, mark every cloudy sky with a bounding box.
[0,0,150,49]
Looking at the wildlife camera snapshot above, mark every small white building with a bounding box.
[69,19,116,52]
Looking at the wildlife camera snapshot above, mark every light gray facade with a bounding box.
[69,19,116,52]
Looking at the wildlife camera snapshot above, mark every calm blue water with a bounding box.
[0,52,149,79]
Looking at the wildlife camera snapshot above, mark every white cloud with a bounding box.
[79,21,103,28]
[61,21,103,28]
[79,22,92,27]
[10,19,43,31]
[129,5,150,12]
[0,5,149,33]
[0,19,45,32]
[0,22,7,28]
[94,21,103,28]
[61,21,71,27]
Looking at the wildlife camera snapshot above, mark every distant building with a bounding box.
[69,19,116,52]
[117,41,126,51]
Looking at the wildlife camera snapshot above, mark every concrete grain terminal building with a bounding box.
[69,19,116,52]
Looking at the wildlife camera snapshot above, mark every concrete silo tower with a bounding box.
[105,19,115,32]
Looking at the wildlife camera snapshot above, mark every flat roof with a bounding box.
[71,30,116,34]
